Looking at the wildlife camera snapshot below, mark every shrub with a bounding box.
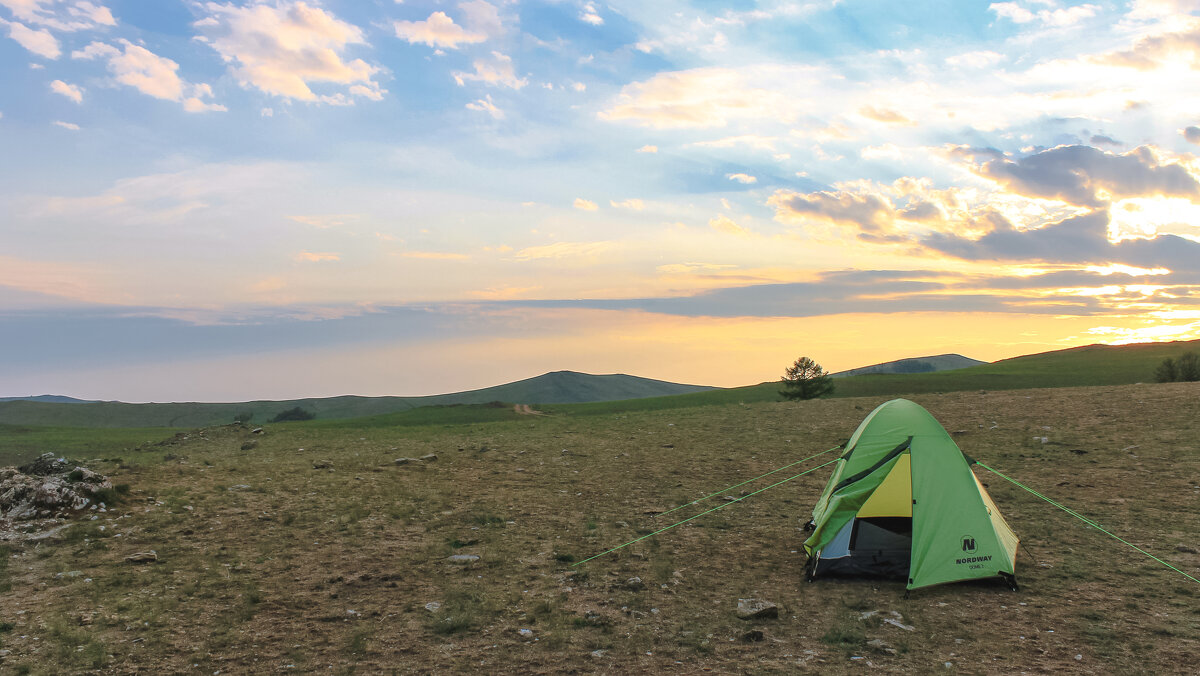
[1155,352,1199,383]
[269,407,315,422]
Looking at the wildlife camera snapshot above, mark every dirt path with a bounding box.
[513,404,544,415]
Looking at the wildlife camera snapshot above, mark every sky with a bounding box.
[3,0,1200,402]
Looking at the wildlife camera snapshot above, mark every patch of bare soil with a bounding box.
[1,383,1198,674]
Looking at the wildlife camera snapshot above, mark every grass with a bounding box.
[0,381,1198,672]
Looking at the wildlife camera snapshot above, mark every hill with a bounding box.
[832,353,984,377]
[0,395,95,404]
[0,371,715,428]
[543,338,1200,416]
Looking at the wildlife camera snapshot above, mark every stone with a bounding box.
[737,599,779,620]
[625,576,644,590]
[312,460,333,469]
[424,602,441,612]
[518,628,533,637]
[447,554,479,564]
[240,441,258,451]
[861,610,914,631]
[251,428,264,434]
[868,638,897,655]
[1176,545,1199,554]
[126,551,158,563]
[742,629,764,642]
[394,458,418,465]
[420,454,438,462]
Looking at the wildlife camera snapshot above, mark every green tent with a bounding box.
[803,399,1019,590]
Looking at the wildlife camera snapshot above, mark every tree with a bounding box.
[780,357,835,400]
[1155,357,1178,383]
[1178,352,1200,382]
[1154,352,1199,383]
[270,406,315,422]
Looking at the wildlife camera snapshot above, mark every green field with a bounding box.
[1,381,1198,673]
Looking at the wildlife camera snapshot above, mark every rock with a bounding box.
[125,551,158,563]
[420,454,438,462]
[861,610,914,631]
[240,441,258,451]
[737,599,779,620]
[742,629,764,642]
[228,484,251,491]
[424,601,441,612]
[625,576,644,590]
[1176,545,1199,554]
[55,570,83,578]
[251,427,264,434]
[18,453,74,476]
[590,649,606,659]
[393,458,418,465]
[312,460,333,469]
[447,554,479,564]
[868,638,897,655]
[518,628,533,637]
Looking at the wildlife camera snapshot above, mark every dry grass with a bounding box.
[1,383,1199,674]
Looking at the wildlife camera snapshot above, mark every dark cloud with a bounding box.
[977,145,1200,207]
[1090,134,1120,147]
[922,210,1200,274]
[1184,126,1200,145]
[772,190,893,231]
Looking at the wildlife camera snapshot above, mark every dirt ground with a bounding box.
[1,382,1198,674]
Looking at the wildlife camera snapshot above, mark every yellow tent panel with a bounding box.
[856,453,912,518]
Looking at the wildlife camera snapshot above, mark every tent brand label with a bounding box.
[956,555,992,565]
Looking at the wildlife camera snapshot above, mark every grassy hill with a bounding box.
[0,371,715,429]
[832,353,984,377]
[544,338,1200,417]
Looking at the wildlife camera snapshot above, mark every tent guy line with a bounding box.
[653,444,844,519]
[977,462,1200,586]
[572,458,841,567]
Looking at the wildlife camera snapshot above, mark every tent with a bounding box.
[803,399,1019,591]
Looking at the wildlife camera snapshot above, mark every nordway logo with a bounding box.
[956,555,992,565]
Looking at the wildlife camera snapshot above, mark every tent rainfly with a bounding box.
[803,399,1019,591]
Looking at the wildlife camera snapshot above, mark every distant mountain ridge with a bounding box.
[832,354,985,378]
[0,395,96,404]
[0,371,716,428]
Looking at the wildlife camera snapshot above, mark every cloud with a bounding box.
[580,2,603,26]
[73,39,224,111]
[394,11,485,49]
[512,241,613,261]
[573,197,598,211]
[0,0,116,31]
[945,50,1004,68]
[52,119,79,130]
[726,173,757,184]
[989,2,1099,27]
[1093,24,1200,71]
[452,50,526,89]
[636,145,658,153]
[197,1,383,104]
[399,251,470,260]
[610,198,644,210]
[465,94,503,118]
[600,66,803,129]
[770,189,896,232]
[709,214,749,236]
[49,78,81,102]
[296,251,340,262]
[2,18,60,58]
[973,145,1200,208]
[1185,126,1200,144]
[858,105,917,126]
[923,210,1200,274]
